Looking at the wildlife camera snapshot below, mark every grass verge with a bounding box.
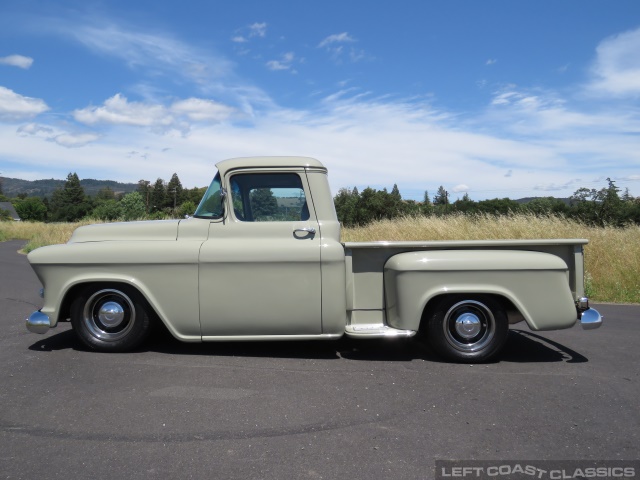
[0,220,98,253]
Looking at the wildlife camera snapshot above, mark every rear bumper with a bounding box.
[26,311,51,334]
[580,308,602,330]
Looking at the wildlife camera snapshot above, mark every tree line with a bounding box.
[1,173,639,227]
[334,179,640,227]
[0,172,206,222]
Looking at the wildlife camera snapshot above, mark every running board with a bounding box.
[345,323,416,339]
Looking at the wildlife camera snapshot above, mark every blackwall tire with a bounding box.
[70,285,152,352]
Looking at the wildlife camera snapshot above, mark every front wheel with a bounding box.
[70,285,152,352]
[424,295,508,363]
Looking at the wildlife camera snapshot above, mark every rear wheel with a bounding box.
[70,285,152,352]
[425,295,508,363]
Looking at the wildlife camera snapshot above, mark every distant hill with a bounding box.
[0,177,138,198]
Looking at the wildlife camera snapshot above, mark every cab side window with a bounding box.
[230,173,310,222]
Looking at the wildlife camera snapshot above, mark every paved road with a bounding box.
[0,240,638,479]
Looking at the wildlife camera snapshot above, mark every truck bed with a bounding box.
[343,239,588,329]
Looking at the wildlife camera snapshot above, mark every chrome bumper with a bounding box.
[580,308,602,330]
[26,311,51,334]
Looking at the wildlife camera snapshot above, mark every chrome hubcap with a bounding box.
[443,300,496,353]
[83,289,136,342]
[455,313,482,339]
[98,301,125,328]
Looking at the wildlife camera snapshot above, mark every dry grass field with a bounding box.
[2,214,638,303]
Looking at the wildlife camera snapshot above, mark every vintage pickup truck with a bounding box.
[26,156,602,362]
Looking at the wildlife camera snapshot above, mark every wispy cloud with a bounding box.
[40,15,271,115]
[232,22,267,43]
[318,32,369,64]
[0,86,49,121]
[49,19,234,87]
[0,54,34,69]
[266,52,296,72]
[318,32,355,48]
[249,22,267,38]
[485,58,497,66]
[17,123,100,148]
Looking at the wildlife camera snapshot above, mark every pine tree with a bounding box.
[166,173,184,210]
[434,186,450,206]
[150,178,167,213]
[49,173,92,221]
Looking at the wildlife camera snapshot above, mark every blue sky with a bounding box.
[1,0,639,201]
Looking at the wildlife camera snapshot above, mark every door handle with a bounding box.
[294,227,316,235]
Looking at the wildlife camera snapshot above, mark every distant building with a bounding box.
[0,202,20,221]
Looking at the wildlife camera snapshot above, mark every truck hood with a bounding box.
[69,220,181,243]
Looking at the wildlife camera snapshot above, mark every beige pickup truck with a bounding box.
[26,157,602,363]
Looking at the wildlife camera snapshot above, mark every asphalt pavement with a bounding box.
[0,239,638,479]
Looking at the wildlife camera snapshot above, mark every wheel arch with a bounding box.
[419,291,520,332]
[60,280,160,326]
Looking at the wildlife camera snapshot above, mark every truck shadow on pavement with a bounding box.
[28,326,588,364]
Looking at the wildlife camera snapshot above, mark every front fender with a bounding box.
[28,241,203,341]
[384,250,578,331]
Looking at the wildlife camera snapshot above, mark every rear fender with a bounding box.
[384,250,578,331]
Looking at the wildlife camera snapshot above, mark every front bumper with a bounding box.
[26,311,51,334]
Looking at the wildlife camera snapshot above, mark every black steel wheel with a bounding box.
[425,295,508,363]
[70,284,152,352]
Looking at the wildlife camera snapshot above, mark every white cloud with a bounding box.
[319,32,355,48]
[0,55,34,69]
[587,26,640,97]
[50,132,101,148]
[0,86,49,121]
[73,94,236,131]
[452,184,470,193]
[485,59,497,66]
[170,98,235,122]
[74,94,173,128]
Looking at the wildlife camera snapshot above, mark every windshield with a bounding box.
[194,172,224,219]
